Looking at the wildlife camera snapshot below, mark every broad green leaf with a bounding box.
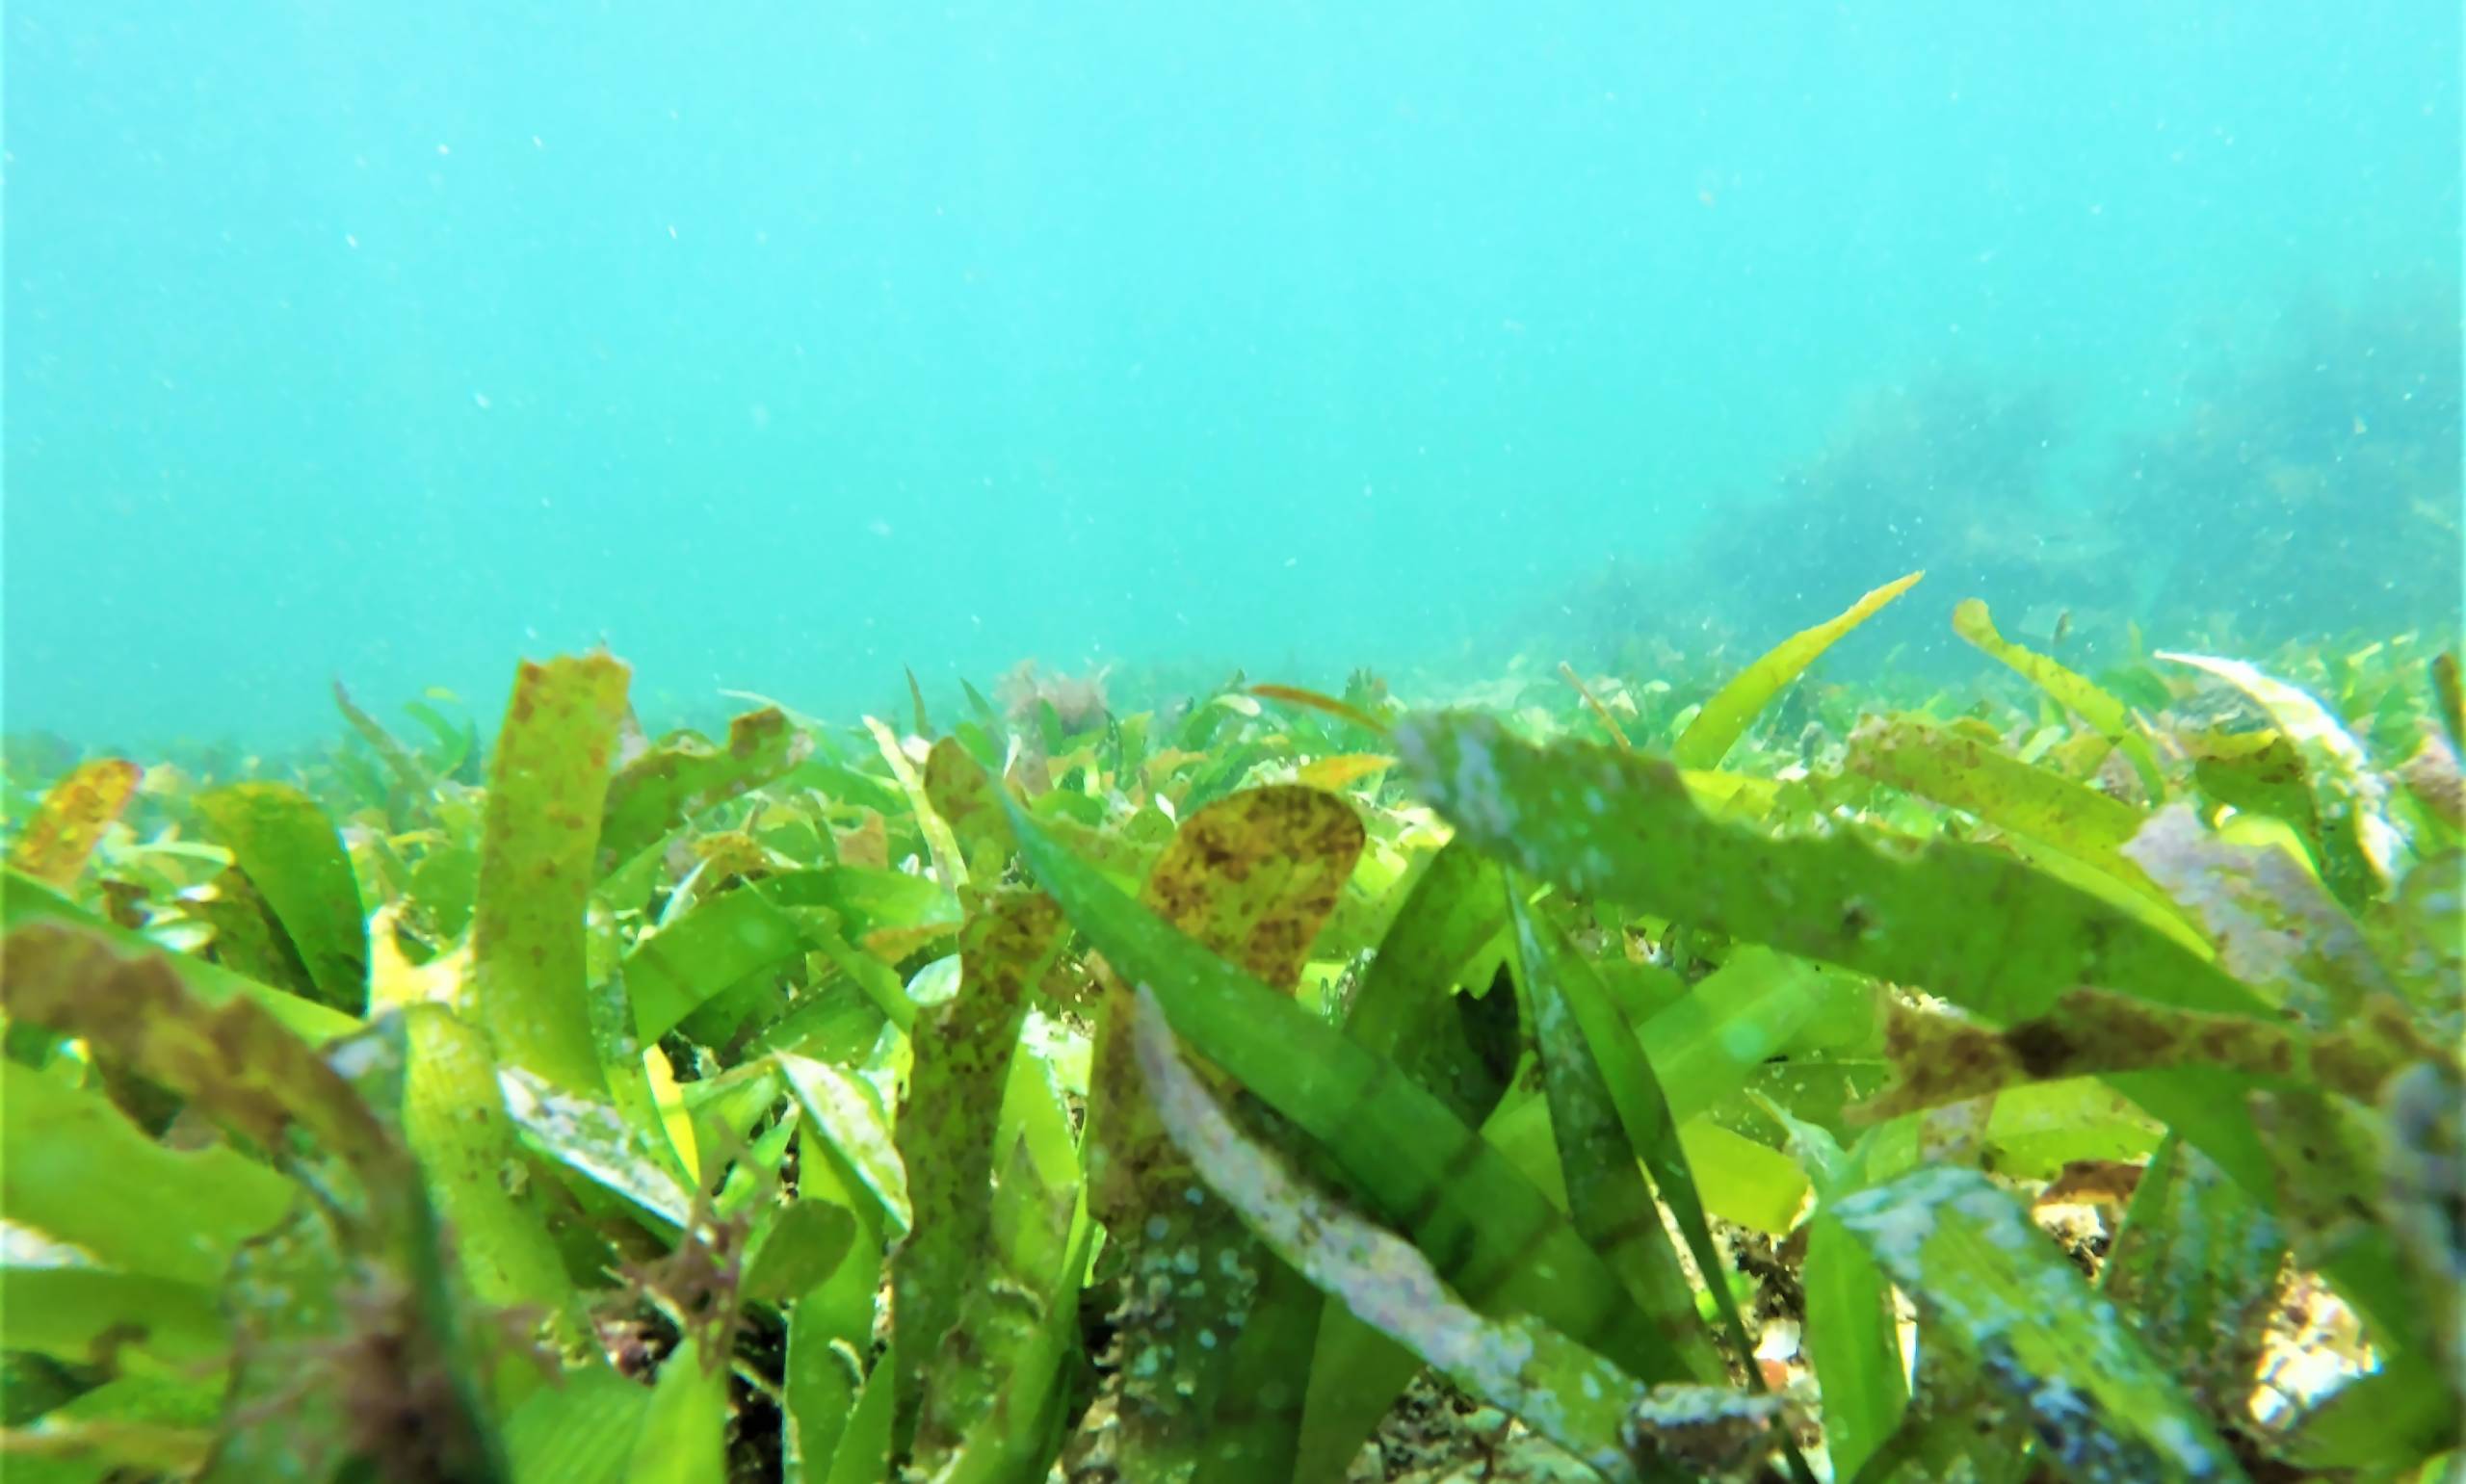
[0,924,415,1225]
[506,1366,648,1484]
[0,1265,228,1368]
[1762,1106,1904,1482]
[0,924,501,1480]
[1,869,356,1043]
[1,1062,292,1286]
[1394,712,2260,1025]
[1640,948,1862,1121]
[1848,715,2172,910]
[1673,569,1922,768]
[629,1340,729,1484]
[923,736,1016,880]
[912,1143,1092,1483]
[1802,1210,1903,1481]
[1831,1165,2251,1483]
[1679,1121,1810,1235]
[823,1339,898,1484]
[499,1066,696,1227]
[782,1127,887,1479]
[621,886,812,1042]
[189,862,321,1002]
[195,782,370,1013]
[596,706,810,875]
[1854,985,2435,1120]
[0,1374,217,1481]
[779,1053,911,1237]
[472,654,632,1095]
[1977,1076,2167,1180]
[399,1004,580,1328]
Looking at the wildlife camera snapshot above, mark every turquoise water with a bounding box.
[7,1,2457,748]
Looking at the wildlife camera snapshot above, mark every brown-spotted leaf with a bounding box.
[1067,786,1366,1477]
[1140,784,1365,991]
[923,735,1012,880]
[1853,985,2439,1120]
[892,888,1067,1440]
[9,759,142,887]
[472,652,632,1095]
[0,922,414,1221]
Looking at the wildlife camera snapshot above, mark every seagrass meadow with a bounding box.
[0,575,2458,1483]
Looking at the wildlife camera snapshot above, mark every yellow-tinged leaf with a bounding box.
[10,759,143,886]
[1139,786,1367,991]
[1297,753,1396,792]
[863,715,965,890]
[366,902,470,1014]
[1673,571,1923,769]
[1251,683,1390,736]
[645,1044,699,1182]
[860,920,960,963]
[471,652,632,1096]
[1681,1120,1810,1235]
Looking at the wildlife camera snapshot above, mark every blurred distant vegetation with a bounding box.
[1553,281,2462,679]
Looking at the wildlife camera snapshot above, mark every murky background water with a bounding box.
[7,1,2457,748]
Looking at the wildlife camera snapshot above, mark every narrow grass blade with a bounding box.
[1250,682,1391,737]
[864,716,966,892]
[1955,599,2164,798]
[1673,569,1921,769]
[994,777,1686,1387]
[335,678,440,790]
[1073,785,1362,1481]
[1504,884,1728,1382]
[1127,986,1656,1484]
